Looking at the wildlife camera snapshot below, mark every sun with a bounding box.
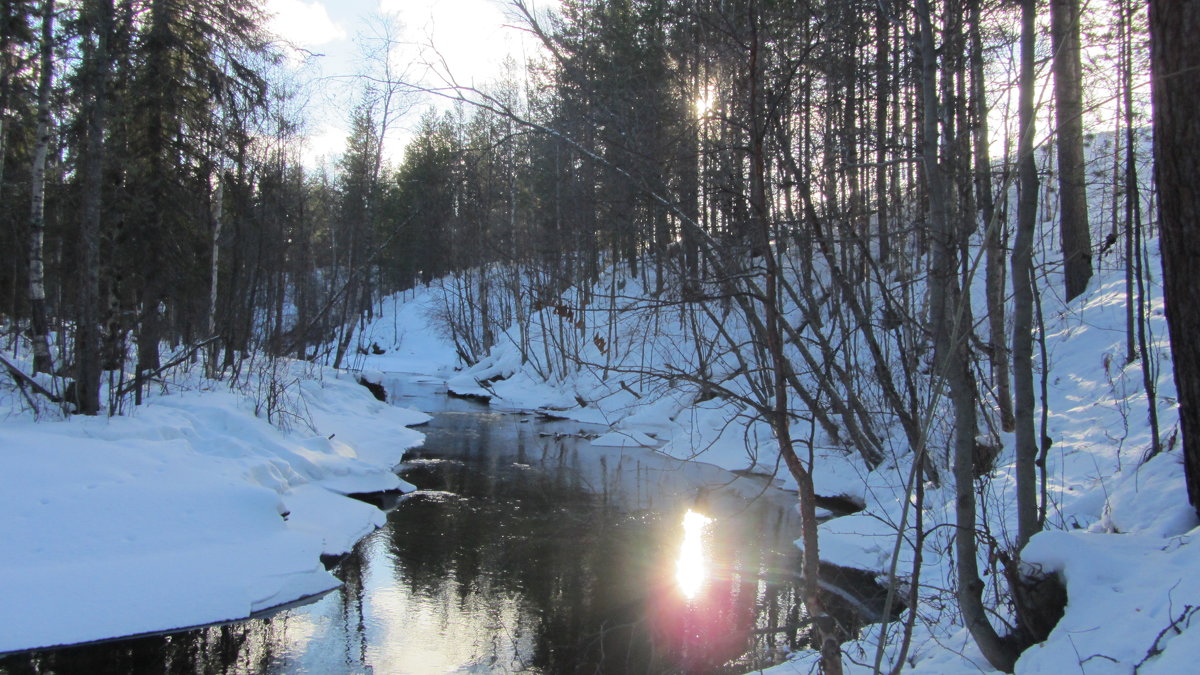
[694,86,715,118]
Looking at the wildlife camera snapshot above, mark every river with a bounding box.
[0,376,812,674]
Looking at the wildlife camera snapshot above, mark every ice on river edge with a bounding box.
[0,365,429,653]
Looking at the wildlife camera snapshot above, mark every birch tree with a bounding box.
[27,0,54,375]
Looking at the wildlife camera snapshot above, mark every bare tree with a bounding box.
[1013,0,1042,553]
[970,0,1013,433]
[1050,0,1093,302]
[916,0,1016,669]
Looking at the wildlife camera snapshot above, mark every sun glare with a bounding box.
[675,509,714,600]
[694,86,715,118]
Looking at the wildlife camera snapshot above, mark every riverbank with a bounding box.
[0,360,429,654]
[354,268,1198,674]
[4,257,1196,672]
[2,374,815,673]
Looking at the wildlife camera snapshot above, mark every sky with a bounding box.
[264,0,558,166]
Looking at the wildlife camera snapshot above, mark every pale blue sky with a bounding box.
[266,0,556,165]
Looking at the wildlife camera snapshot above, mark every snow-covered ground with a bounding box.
[3,201,1195,672]
[778,268,1198,675]
[0,360,429,653]
[351,244,1196,673]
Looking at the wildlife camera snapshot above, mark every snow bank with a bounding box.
[341,288,459,376]
[360,246,1195,674]
[366,277,812,492]
[763,264,1196,674]
[0,365,428,653]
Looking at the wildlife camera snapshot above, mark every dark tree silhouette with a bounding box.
[1149,0,1200,516]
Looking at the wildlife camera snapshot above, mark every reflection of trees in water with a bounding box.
[392,444,613,670]
[393,417,810,674]
[0,612,292,674]
[0,403,821,675]
[337,534,370,672]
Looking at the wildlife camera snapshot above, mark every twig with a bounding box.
[618,379,642,400]
[1133,604,1198,673]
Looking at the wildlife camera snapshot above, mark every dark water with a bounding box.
[0,377,812,674]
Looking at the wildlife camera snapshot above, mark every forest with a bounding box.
[1,0,1198,673]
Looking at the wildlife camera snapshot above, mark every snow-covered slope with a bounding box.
[356,241,1194,673]
[775,265,1195,674]
[0,363,428,653]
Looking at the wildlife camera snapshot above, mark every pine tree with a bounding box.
[1149,0,1200,516]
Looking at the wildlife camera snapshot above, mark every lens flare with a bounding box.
[675,509,713,599]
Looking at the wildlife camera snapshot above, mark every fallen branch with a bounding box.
[0,352,61,403]
[117,336,222,398]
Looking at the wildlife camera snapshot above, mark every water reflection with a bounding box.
[676,510,713,600]
[0,380,811,674]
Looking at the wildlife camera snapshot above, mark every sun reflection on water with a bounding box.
[675,509,714,599]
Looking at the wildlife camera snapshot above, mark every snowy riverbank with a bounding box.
[5,254,1196,672]
[354,266,1199,674]
[0,362,428,653]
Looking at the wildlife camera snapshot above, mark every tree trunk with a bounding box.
[135,284,163,405]
[75,0,115,415]
[744,15,842,673]
[1051,0,1093,301]
[1119,1,1136,365]
[207,174,223,377]
[1013,0,1042,553]
[0,0,15,206]
[1148,0,1200,515]
[28,0,55,375]
[874,8,891,268]
[969,0,1013,432]
[680,54,701,291]
[917,0,1016,669]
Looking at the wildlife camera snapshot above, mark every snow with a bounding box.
[4,126,1196,674]
[349,230,1196,673]
[344,132,1197,674]
[0,363,428,653]
[682,257,1197,675]
[1017,528,1200,674]
[591,429,658,447]
[342,289,459,377]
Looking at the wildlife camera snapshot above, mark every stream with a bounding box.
[0,376,820,674]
